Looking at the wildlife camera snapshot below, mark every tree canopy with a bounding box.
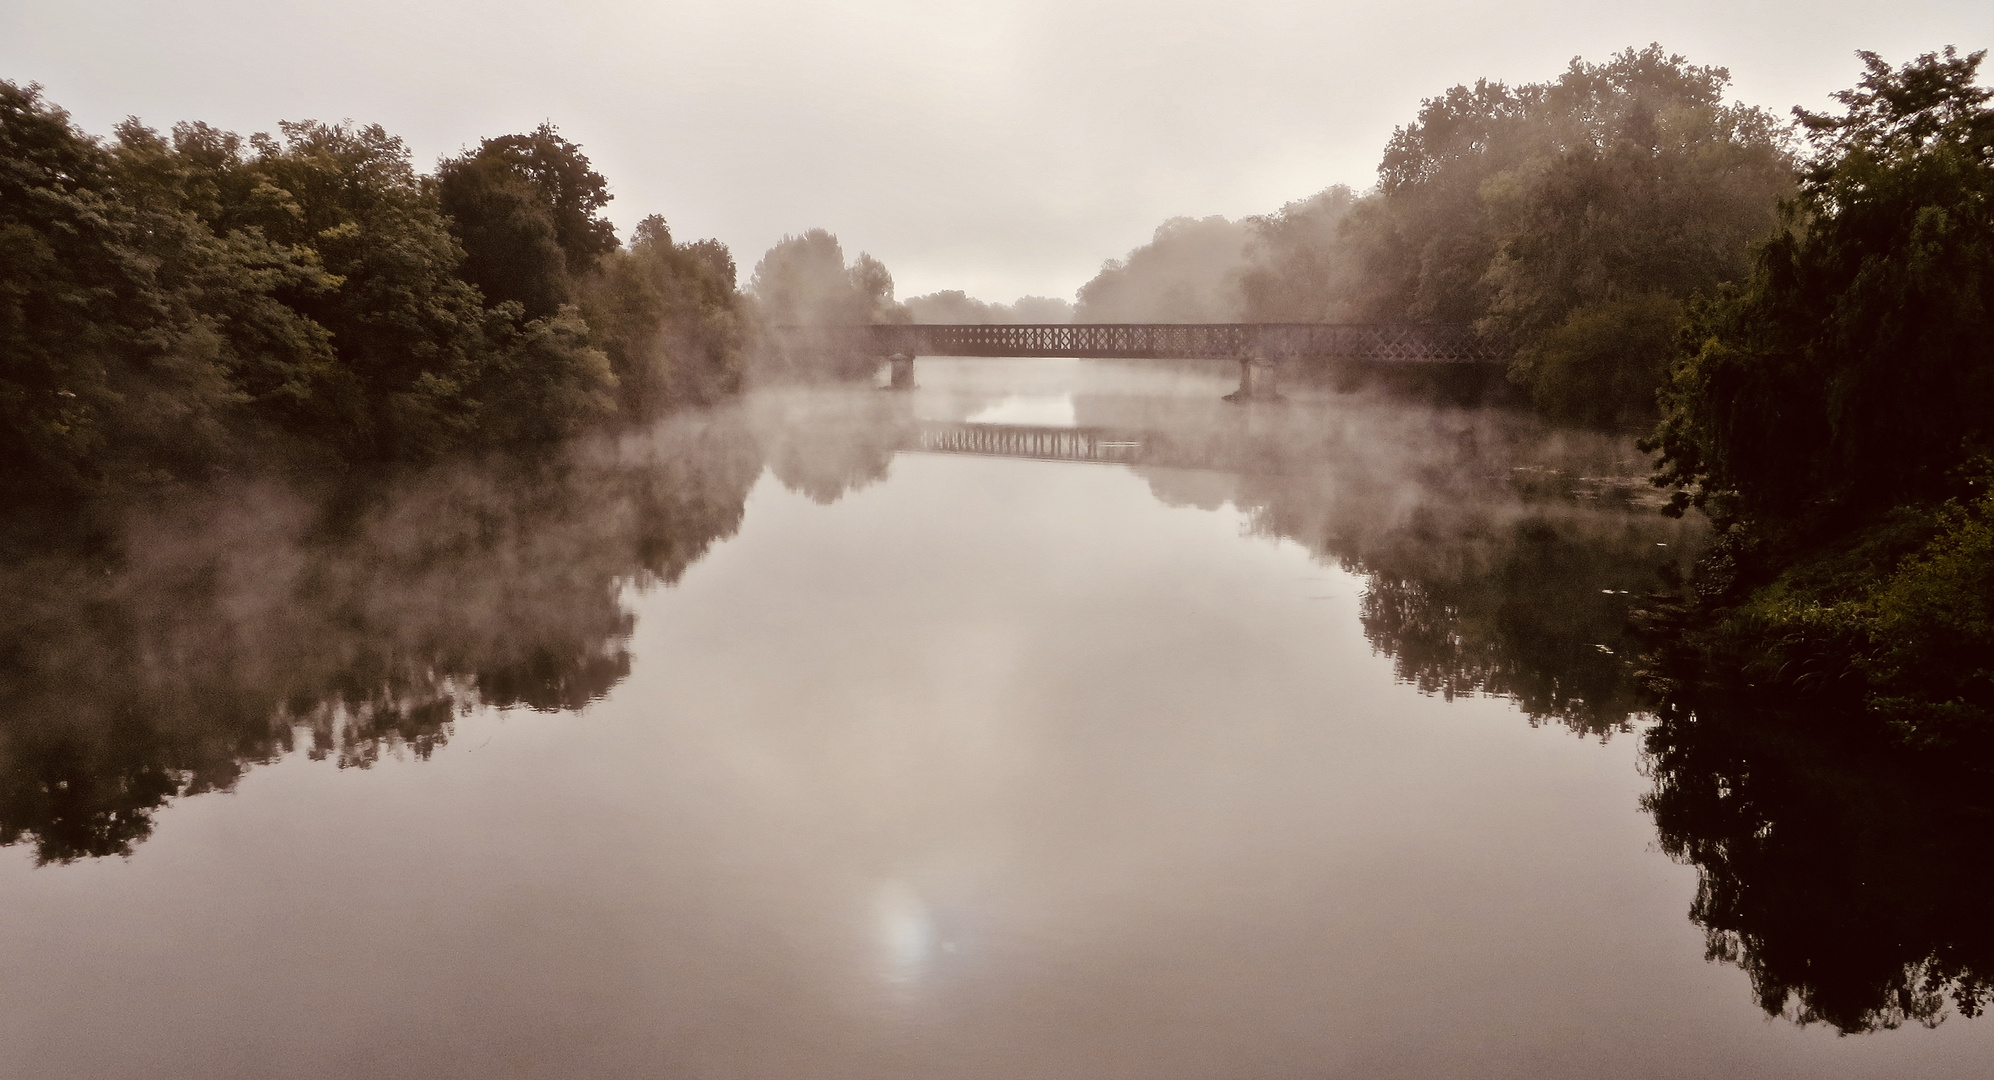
[1646,48,1994,744]
[0,85,744,498]
[1650,47,1994,523]
[747,228,908,326]
[1072,45,1796,428]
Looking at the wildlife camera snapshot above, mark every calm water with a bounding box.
[2,359,1987,1078]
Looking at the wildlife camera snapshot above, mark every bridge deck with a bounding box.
[774,323,1505,364]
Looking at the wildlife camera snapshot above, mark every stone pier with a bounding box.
[1224,356,1280,402]
[886,353,915,390]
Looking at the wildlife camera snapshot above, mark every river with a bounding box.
[1,358,1986,1078]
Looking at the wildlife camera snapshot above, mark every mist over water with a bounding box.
[3,360,1986,1077]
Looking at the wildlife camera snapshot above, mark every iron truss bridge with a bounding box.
[774,324,1507,364]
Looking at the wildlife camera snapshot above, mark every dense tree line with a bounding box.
[1057,44,1990,743]
[1074,45,1795,428]
[1075,215,1254,323]
[1644,48,1994,744]
[0,85,744,499]
[903,290,1072,324]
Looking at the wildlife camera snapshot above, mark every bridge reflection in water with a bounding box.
[910,422,1148,465]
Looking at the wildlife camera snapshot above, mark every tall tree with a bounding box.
[1646,48,1994,741]
[582,215,744,414]
[1355,45,1795,426]
[1650,47,1994,523]
[437,124,617,320]
[748,229,906,326]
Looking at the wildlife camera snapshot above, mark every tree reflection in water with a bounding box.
[0,411,761,864]
[1126,395,1700,738]
[1642,688,1994,1034]
[2,382,1985,1039]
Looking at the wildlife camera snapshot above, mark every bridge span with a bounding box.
[868,323,1504,364]
[774,323,1506,399]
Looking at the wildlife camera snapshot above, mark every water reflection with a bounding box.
[0,414,760,863]
[0,373,1691,864]
[875,879,938,984]
[1,359,1980,1055]
[1643,686,1994,1033]
[966,394,1078,427]
[1109,400,1697,738]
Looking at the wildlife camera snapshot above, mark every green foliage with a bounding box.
[1368,45,1791,330]
[582,215,744,413]
[1366,45,1793,424]
[1866,484,1994,735]
[1651,48,1994,523]
[1076,45,1793,426]
[1509,294,1681,426]
[1722,471,1994,733]
[465,307,617,444]
[1640,50,1994,742]
[436,124,617,319]
[1,84,741,497]
[465,124,618,278]
[1239,187,1360,322]
[437,152,573,318]
[0,83,339,491]
[230,119,523,457]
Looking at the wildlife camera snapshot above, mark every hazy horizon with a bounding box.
[4,0,1985,301]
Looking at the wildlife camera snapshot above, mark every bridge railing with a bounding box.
[767,324,1507,364]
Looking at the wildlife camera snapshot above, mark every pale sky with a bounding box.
[4,1,1985,301]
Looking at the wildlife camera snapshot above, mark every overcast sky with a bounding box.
[4,1,1986,301]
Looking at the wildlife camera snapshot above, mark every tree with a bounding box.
[470,125,617,277]
[1344,45,1797,425]
[748,229,906,326]
[1239,187,1361,322]
[436,124,618,319]
[1650,48,1994,523]
[582,214,744,415]
[229,120,617,456]
[0,83,345,493]
[1645,49,1994,742]
[437,153,573,319]
[1073,215,1251,322]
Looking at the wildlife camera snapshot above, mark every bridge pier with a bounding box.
[886,353,915,390]
[1225,356,1280,402]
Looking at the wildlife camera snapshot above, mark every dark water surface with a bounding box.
[2,360,1987,1078]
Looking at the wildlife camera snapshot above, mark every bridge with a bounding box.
[868,323,1503,364]
[772,323,1507,399]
